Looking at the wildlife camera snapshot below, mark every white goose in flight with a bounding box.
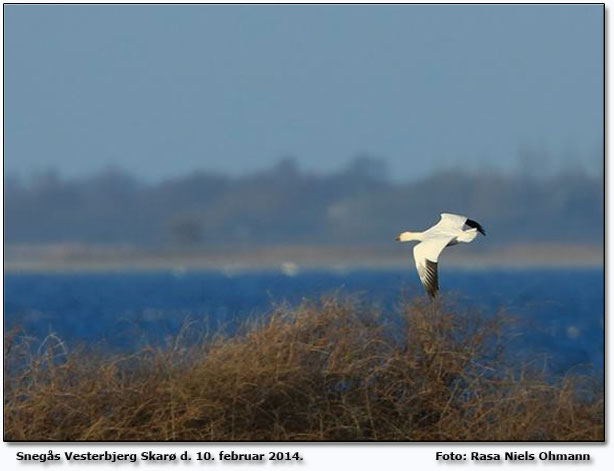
[396,213,485,298]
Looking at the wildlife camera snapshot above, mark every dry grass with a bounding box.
[4,296,604,441]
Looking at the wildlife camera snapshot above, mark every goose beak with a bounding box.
[395,234,401,241]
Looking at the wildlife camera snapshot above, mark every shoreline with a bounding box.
[4,243,604,273]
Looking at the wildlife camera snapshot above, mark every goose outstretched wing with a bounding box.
[437,213,486,236]
[413,236,453,298]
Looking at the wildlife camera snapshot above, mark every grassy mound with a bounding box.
[4,296,603,441]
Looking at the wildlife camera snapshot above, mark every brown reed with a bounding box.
[4,296,604,441]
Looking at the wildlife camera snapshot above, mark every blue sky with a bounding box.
[4,4,604,181]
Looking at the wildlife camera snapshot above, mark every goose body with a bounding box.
[396,213,485,298]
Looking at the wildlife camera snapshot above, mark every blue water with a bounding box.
[3,268,604,375]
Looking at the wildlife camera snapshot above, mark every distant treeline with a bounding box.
[4,157,604,247]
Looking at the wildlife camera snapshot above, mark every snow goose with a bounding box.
[396,213,485,298]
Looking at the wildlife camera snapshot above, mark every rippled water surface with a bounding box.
[4,268,604,374]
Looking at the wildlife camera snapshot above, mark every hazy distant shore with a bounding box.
[4,243,603,273]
